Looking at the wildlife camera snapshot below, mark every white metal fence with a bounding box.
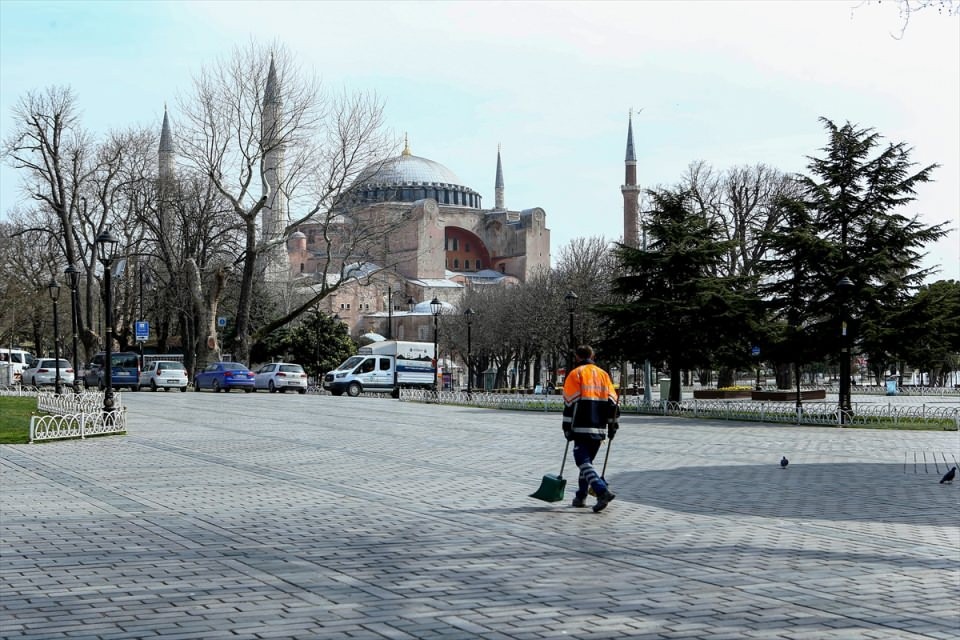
[400,389,959,429]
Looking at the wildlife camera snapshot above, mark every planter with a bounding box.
[693,389,752,399]
[751,389,826,401]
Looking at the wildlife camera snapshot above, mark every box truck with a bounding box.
[323,340,436,397]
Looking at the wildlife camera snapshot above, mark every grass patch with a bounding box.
[0,396,38,444]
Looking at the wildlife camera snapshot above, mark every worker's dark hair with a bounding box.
[575,345,594,361]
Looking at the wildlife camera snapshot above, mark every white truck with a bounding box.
[323,340,436,397]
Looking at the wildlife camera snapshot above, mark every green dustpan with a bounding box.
[529,441,570,502]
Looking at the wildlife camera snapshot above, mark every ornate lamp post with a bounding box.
[430,297,442,395]
[837,276,855,424]
[65,265,81,393]
[47,277,63,395]
[464,308,475,395]
[564,291,578,376]
[96,228,121,414]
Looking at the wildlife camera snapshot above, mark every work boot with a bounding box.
[571,495,587,508]
[592,490,616,513]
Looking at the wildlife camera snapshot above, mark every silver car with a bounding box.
[21,358,75,387]
[254,362,308,393]
[139,360,189,392]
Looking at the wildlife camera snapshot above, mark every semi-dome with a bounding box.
[353,138,482,208]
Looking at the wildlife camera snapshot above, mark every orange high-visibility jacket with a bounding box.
[562,361,619,438]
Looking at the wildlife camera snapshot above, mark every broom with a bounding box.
[529,440,570,502]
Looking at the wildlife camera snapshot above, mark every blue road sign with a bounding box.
[135,320,149,342]
[751,345,760,357]
[217,316,227,328]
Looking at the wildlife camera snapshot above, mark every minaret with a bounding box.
[494,144,505,210]
[158,105,175,184]
[261,55,289,280]
[621,110,640,248]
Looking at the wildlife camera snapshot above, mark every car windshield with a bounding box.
[222,362,246,370]
[279,365,303,373]
[338,357,364,371]
[41,359,70,368]
[156,362,181,371]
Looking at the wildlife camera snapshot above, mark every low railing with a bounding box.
[29,408,127,442]
[36,390,123,415]
[400,389,959,429]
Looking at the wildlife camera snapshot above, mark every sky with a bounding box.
[1,0,958,282]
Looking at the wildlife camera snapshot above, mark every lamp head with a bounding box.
[464,308,475,324]
[64,264,80,289]
[47,277,61,302]
[564,290,578,312]
[95,228,120,264]
[430,298,442,317]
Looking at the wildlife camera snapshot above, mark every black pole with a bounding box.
[66,266,80,393]
[837,276,854,424]
[466,317,472,395]
[103,264,115,413]
[138,266,144,369]
[386,289,393,340]
[795,361,802,411]
[433,314,439,396]
[52,296,62,396]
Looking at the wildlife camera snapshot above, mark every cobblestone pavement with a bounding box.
[2,392,958,639]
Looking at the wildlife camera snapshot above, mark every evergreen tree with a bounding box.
[789,118,949,376]
[599,188,756,401]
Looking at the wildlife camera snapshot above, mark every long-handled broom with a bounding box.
[529,440,570,502]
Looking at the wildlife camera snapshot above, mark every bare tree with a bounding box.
[853,0,960,38]
[177,41,396,363]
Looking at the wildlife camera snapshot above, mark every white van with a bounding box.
[0,348,35,384]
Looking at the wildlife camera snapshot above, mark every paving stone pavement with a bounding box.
[1,392,958,640]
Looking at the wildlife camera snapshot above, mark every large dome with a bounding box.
[357,153,464,187]
[352,139,482,208]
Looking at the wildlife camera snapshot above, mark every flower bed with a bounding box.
[751,389,826,401]
[693,389,752,399]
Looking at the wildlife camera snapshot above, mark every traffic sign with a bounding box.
[217,316,227,328]
[751,345,760,357]
[135,320,149,342]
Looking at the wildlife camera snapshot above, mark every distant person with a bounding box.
[562,345,620,512]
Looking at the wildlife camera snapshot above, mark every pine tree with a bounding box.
[600,188,756,401]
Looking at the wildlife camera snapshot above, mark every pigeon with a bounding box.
[940,466,956,484]
[780,456,789,469]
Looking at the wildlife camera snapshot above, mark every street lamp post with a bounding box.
[385,289,401,340]
[430,297,442,396]
[564,291,578,376]
[837,276,854,424]
[96,228,121,415]
[65,265,81,393]
[464,308,475,395]
[47,278,62,395]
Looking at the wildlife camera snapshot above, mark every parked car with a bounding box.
[254,362,308,393]
[21,358,75,387]
[1,348,35,384]
[193,362,256,393]
[84,351,141,391]
[140,360,189,392]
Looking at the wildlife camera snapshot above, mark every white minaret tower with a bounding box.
[494,144,505,210]
[261,55,289,280]
[159,105,175,185]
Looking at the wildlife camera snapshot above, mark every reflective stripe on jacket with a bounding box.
[562,361,618,438]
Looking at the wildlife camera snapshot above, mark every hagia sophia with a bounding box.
[158,58,638,342]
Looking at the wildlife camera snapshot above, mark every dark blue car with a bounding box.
[193,362,256,393]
